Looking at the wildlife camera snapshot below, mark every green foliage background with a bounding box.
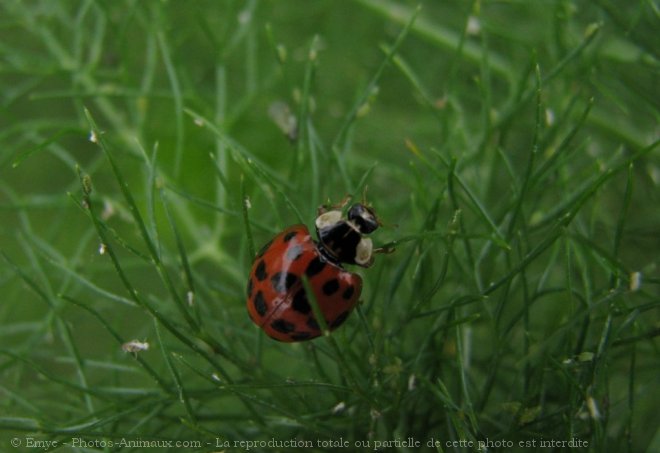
[1,1,658,452]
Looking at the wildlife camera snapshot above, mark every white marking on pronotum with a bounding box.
[355,238,373,267]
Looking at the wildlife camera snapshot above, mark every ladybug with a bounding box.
[246,201,381,342]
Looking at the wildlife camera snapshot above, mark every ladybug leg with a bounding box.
[373,245,396,255]
[317,194,352,215]
[335,194,352,209]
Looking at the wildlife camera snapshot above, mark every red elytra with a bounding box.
[246,225,362,342]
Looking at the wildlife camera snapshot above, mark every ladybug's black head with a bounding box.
[315,202,380,268]
[347,203,379,234]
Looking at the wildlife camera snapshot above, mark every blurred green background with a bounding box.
[1,1,658,452]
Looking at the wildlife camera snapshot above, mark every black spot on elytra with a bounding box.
[271,272,298,293]
[322,278,340,296]
[306,317,320,331]
[246,278,253,298]
[271,318,295,333]
[342,285,355,300]
[256,239,273,258]
[285,244,304,261]
[253,291,267,316]
[292,288,311,314]
[290,332,312,341]
[330,310,350,329]
[305,256,326,277]
[283,231,297,242]
[255,260,267,281]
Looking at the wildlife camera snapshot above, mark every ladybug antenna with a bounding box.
[361,185,369,206]
[338,194,352,210]
[317,195,352,216]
